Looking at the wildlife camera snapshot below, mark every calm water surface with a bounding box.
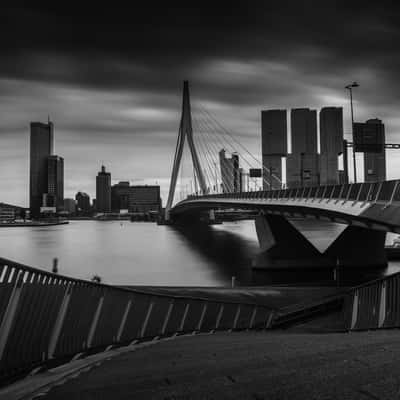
[0,220,398,286]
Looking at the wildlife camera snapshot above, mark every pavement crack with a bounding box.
[357,389,380,400]
[226,375,236,383]
[165,377,172,385]
[354,358,370,367]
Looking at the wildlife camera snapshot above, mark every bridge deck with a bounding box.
[172,180,400,233]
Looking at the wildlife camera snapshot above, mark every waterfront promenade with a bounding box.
[5,328,400,399]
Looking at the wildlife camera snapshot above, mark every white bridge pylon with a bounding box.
[165,81,207,219]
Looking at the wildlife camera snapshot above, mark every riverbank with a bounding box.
[0,220,69,227]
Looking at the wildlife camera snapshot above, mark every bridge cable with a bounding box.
[195,110,263,190]
[193,115,235,193]
[194,112,246,193]
[194,114,236,193]
[198,105,282,185]
[191,118,217,194]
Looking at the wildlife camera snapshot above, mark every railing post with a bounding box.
[179,303,190,332]
[0,270,23,361]
[249,306,257,328]
[116,299,132,342]
[197,303,207,331]
[378,282,387,328]
[215,304,224,329]
[161,300,174,335]
[350,291,359,330]
[87,294,104,348]
[140,300,154,338]
[265,311,274,329]
[232,305,241,330]
[48,282,72,358]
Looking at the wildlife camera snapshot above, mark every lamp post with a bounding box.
[345,81,359,183]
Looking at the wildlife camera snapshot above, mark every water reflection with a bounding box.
[0,219,398,287]
[172,222,258,285]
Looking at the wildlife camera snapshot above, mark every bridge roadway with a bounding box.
[171,180,400,233]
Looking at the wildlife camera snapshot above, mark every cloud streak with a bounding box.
[1,3,400,205]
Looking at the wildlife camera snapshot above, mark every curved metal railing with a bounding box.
[0,257,274,385]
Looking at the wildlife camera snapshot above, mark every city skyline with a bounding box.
[1,3,400,206]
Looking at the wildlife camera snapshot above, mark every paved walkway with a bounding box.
[35,329,400,399]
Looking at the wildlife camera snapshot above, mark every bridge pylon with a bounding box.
[165,81,207,220]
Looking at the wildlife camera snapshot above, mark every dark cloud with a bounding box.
[1,2,400,205]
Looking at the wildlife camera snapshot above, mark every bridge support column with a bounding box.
[324,225,387,268]
[254,214,325,268]
[253,214,387,271]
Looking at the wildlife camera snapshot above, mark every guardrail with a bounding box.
[0,257,274,385]
[345,269,400,331]
[185,179,400,206]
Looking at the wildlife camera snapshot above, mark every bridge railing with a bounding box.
[0,257,274,385]
[185,179,400,206]
[344,268,400,331]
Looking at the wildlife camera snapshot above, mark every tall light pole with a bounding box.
[345,81,359,183]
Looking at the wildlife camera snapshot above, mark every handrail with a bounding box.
[176,179,400,206]
[0,257,275,385]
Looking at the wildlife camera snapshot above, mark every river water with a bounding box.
[0,220,398,286]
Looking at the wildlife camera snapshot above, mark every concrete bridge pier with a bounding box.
[253,214,387,273]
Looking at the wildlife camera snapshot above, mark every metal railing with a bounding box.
[0,257,274,385]
[185,179,400,206]
[345,269,400,331]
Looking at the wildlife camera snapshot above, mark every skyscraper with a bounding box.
[319,107,344,185]
[46,155,64,210]
[286,108,319,188]
[261,110,287,190]
[363,119,386,182]
[219,149,240,193]
[96,165,111,212]
[30,121,54,217]
[75,192,91,214]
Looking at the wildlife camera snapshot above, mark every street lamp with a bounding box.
[345,81,359,183]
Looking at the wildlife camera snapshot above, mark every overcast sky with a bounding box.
[1,3,400,206]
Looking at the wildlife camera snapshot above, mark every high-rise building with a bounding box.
[46,155,64,210]
[63,198,76,214]
[286,108,319,188]
[363,119,386,182]
[75,192,91,214]
[96,165,111,213]
[319,107,344,185]
[30,121,54,217]
[111,182,162,213]
[219,149,240,193]
[261,110,287,189]
[129,185,162,213]
[111,181,130,211]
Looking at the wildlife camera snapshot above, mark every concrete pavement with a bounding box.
[29,329,400,400]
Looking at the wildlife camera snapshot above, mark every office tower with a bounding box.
[286,108,319,188]
[63,198,76,214]
[363,119,386,182]
[46,155,64,210]
[111,182,162,213]
[261,110,287,189]
[30,121,54,217]
[129,185,162,213]
[319,107,344,185]
[75,192,91,213]
[111,181,130,211]
[96,165,111,212]
[219,149,240,193]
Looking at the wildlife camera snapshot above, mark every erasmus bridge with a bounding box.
[2,82,400,397]
[166,81,400,270]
